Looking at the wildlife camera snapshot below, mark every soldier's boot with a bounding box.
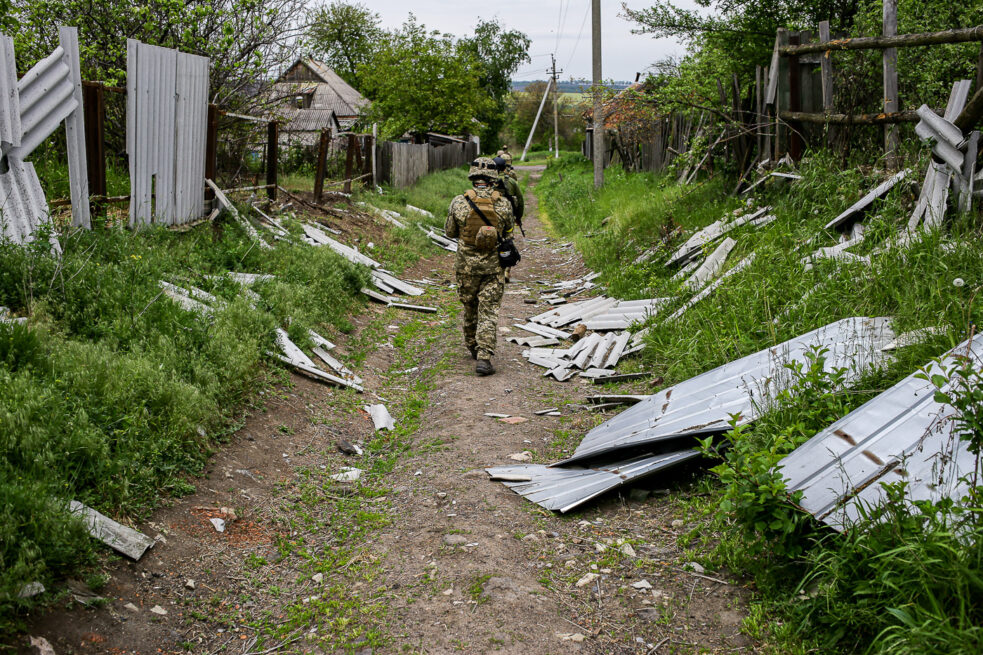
[476,359,495,376]
[467,344,478,359]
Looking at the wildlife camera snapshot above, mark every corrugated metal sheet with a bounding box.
[0,161,58,253]
[0,28,89,233]
[0,35,20,150]
[486,451,700,513]
[279,107,340,133]
[58,27,90,229]
[127,40,208,227]
[780,334,983,531]
[558,317,896,466]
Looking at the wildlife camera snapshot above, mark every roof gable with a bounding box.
[276,59,369,117]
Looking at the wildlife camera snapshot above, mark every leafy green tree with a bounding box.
[358,16,495,139]
[458,19,531,147]
[304,1,383,89]
[10,0,305,107]
[507,81,586,152]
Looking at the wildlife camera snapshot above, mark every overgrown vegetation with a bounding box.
[537,151,983,653]
[0,164,465,634]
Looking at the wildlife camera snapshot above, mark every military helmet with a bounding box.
[492,156,507,172]
[468,157,499,181]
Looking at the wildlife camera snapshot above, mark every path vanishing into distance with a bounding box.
[22,168,756,655]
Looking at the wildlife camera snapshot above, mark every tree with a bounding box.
[358,16,495,139]
[304,1,383,89]
[507,82,587,152]
[10,0,305,107]
[458,19,531,147]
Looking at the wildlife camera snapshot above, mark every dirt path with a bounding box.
[20,169,754,655]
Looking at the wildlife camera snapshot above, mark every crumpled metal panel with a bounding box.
[558,317,896,466]
[0,35,20,150]
[779,335,983,531]
[128,40,208,226]
[0,161,59,254]
[0,27,89,235]
[487,451,700,513]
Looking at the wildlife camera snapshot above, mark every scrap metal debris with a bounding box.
[68,500,155,560]
[490,317,896,512]
[364,404,395,431]
[487,452,701,513]
[780,334,983,531]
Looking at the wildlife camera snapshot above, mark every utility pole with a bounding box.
[551,54,563,159]
[521,77,553,162]
[591,0,604,188]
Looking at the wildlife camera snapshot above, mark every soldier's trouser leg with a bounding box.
[457,276,480,353]
[475,271,505,359]
[457,271,505,360]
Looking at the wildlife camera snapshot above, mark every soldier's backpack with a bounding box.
[461,189,501,253]
[463,191,521,268]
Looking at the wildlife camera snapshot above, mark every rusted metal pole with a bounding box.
[82,81,106,219]
[313,129,329,202]
[204,104,219,201]
[266,120,279,201]
[779,25,983,55]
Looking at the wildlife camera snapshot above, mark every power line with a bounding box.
[553,0,565,54]
[564,1,592,71]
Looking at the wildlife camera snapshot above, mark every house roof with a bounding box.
[275,59,370,118]
[279,107,343,134]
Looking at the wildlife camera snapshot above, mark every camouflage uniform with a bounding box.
[445,178,515,361]
[499,175,524,222]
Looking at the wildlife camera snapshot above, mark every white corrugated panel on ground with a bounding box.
[127,40,208,227]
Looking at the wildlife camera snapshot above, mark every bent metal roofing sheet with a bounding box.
[779,334,983,531]
[487,451,700,513]
[558,317,896,466]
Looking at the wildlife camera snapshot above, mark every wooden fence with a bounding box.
[590,20,983,188]
[377,140,478,189]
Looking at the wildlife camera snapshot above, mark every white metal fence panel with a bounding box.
[0,35,20,150]
[127,40,208,227]
[59,26,90,229]
[0,26,89,244]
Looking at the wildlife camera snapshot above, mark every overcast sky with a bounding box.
[362,1,701,82]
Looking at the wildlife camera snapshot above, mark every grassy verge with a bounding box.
[0,166,466,635]
[536,151,983,654]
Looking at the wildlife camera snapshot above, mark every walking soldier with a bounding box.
[445,157,516,376]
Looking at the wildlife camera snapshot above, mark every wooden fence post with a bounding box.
[82,81,106,220]
[883,0,900,168]
[776,28,790,159]
[755,66,763,163]
[788,32,804,161]
[313,129,329,202]
[266,120,278,200]
[819,21,837,148]
[343,133,356,194]
[204,104,219,202]
[371,123,378,186]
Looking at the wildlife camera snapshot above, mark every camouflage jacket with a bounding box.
[445,186,515,276]
[498,176,524,221]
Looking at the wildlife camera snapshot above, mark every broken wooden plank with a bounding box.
[68,500,155,561]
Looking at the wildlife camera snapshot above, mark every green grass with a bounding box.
[536,149,983,655]
[0,163,468,636]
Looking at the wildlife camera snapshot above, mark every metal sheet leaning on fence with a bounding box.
[445,157,516,376]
